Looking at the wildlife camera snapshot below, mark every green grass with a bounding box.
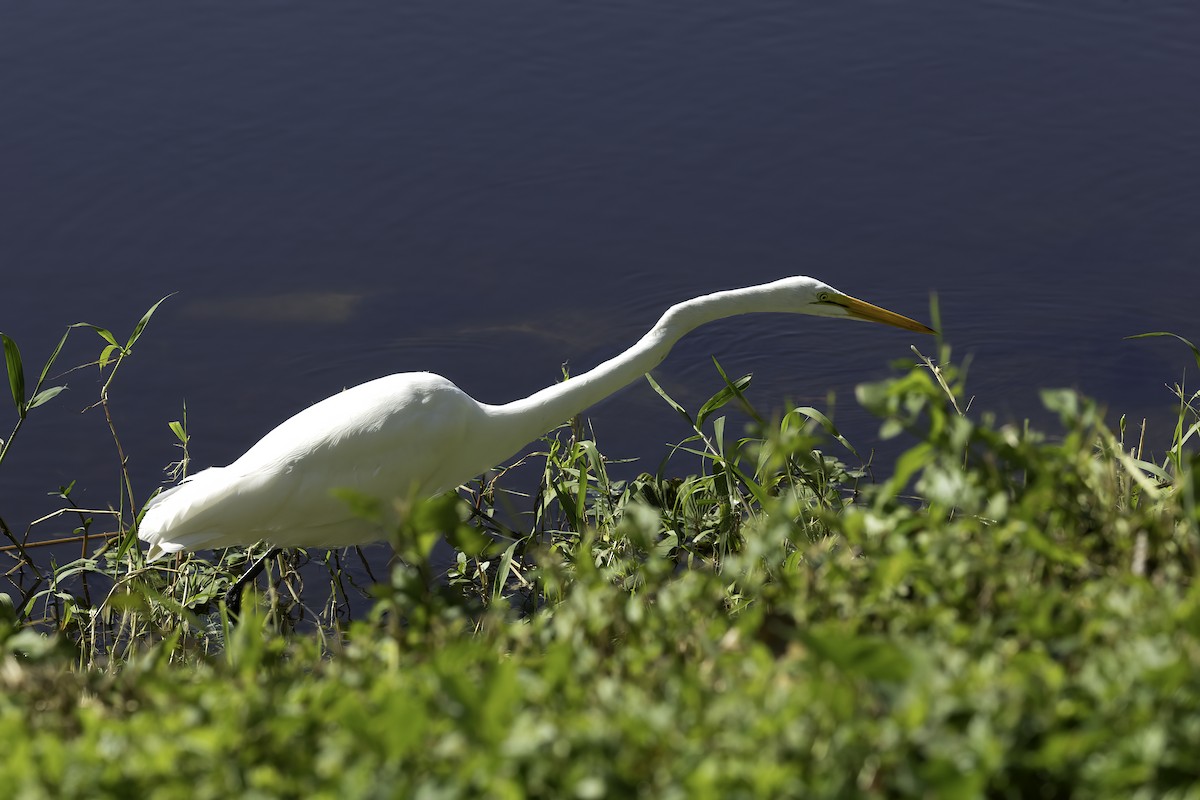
[2,306,1199,798]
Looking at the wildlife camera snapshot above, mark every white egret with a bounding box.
[139,277,932,572]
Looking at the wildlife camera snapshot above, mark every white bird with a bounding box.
[139,276,932,561]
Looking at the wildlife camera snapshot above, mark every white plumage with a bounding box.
[139,276,932,559]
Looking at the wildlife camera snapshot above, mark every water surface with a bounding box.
[3,1,1198,550]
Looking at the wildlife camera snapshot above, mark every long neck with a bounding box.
[479,280,799,456]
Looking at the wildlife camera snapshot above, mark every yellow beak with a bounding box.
[833,294,935,334]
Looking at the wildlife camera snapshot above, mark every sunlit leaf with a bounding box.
[127,293,175,349]
[85,324,120,348]
[645,372,694,427]
[1127,331,1200,371]
[711,357,763,424]
[27,385,66,410]
[31,328,72,400]
[490,542,518,603]
[697,370,752,426]
[1,333,25,415]
[98,343,120,369]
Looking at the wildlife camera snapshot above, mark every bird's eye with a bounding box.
[817,292,830,303]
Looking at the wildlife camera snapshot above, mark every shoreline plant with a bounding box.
[1,306,1198,797]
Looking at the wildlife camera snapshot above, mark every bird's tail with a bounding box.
[138,467,245,560]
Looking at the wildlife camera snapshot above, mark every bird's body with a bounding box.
[139,276,932,559]
[141,373,486,556]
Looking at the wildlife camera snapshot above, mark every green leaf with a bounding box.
[27,385,66,410]
[711,357,764,424]
[645,373,694,427]
[168,420,187,442]
[98,343,120,370]
[410,493,468,560]
[854,378,888,410]
[86,324,120,348]
[789,406,859,458]
[1040,388,1078,420]
[31,328,72,400]
[490,542,518,604]
[697,373,752,426]
[331,487,385,525]
[727,458,768,506]
[1127,331,1200,371]
[797,622,912,682]
[446,523,493,558]
[712,415,726,457]
[1,333,25,415]
[126,293,175,349]
[1017,522,1086,568]
[882,441,933,499]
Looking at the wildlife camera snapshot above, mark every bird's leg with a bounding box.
[224,546,282,619]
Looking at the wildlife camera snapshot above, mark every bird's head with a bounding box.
[779,276,935,334]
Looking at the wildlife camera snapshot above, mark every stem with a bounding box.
[98,357,138,524]
[0,418,23,467]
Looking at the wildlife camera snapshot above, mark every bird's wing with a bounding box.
[139,373,482,555]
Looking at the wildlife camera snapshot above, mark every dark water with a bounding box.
[3,2,1199,558]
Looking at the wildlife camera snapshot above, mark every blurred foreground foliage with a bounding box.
[2,314,1200,798]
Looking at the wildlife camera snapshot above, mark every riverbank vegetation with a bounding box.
[2,307,1199,798]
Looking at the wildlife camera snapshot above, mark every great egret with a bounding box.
[139,277,932,569]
